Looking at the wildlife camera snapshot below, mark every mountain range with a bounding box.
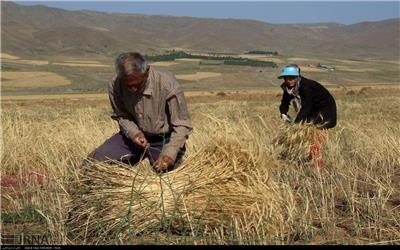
[2,2,399,58]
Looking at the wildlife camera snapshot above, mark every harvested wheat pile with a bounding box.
[270,123,324,165]
[66,136,284,244]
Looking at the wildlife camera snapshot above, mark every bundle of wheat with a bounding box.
[66,136,285,244]
[270,123,321,165]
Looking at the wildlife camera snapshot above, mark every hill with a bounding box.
[2,2,399,58]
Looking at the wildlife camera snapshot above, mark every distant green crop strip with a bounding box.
[145,51,277,68]
[223,59,277,67]
[245,50,279,56]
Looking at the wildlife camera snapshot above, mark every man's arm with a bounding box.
[108,77,141,140]
[161,85,193,162]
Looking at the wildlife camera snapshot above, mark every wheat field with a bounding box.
[1,72,71,88]
[51,63,110,68]
[175,72,222,81]
[1,90,399,245]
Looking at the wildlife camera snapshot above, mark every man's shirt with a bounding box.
[108,66,193,161]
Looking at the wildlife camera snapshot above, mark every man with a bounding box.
[89,52,193,173]
[278,64,337,167]
[278,64,337,129]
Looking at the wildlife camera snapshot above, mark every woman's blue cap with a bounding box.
[278,66,300,79]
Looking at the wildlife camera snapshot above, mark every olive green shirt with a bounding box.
[108,66,193,161]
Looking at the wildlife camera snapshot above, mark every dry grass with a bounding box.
[150,62,179,67]
[175,58,202,62]
[270,124,322,165]
[0,90,270,101]
[52,62,109,68]
[1,72,71,88]
[1,93,400,245]
[334,66,378,73]
[15,60,49,66]
[67,137,284,244]
[300,66,327,73]
[2,58,49,66]
[175,72,222,81]
[1,53,20,60]
[1,53,49,65]
[0,93,107,101]
[287,57,317,62]
[63,60,106,64]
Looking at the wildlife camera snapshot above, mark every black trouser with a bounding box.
[87,131,186,171]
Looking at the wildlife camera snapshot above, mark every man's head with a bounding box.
[278,64,301,88]
[115,52,150,93]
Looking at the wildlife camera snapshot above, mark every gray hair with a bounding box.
[115,52,148,78]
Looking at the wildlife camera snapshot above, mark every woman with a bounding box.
[278,64,337,167]
[278,64,337,129]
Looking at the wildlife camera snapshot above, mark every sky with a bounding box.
[13,1,400,25]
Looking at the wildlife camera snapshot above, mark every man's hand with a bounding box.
[133,132,149,149]
[154,155,174,173]
[281,113,292,123]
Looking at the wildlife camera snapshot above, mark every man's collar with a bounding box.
[142,67,153,96]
